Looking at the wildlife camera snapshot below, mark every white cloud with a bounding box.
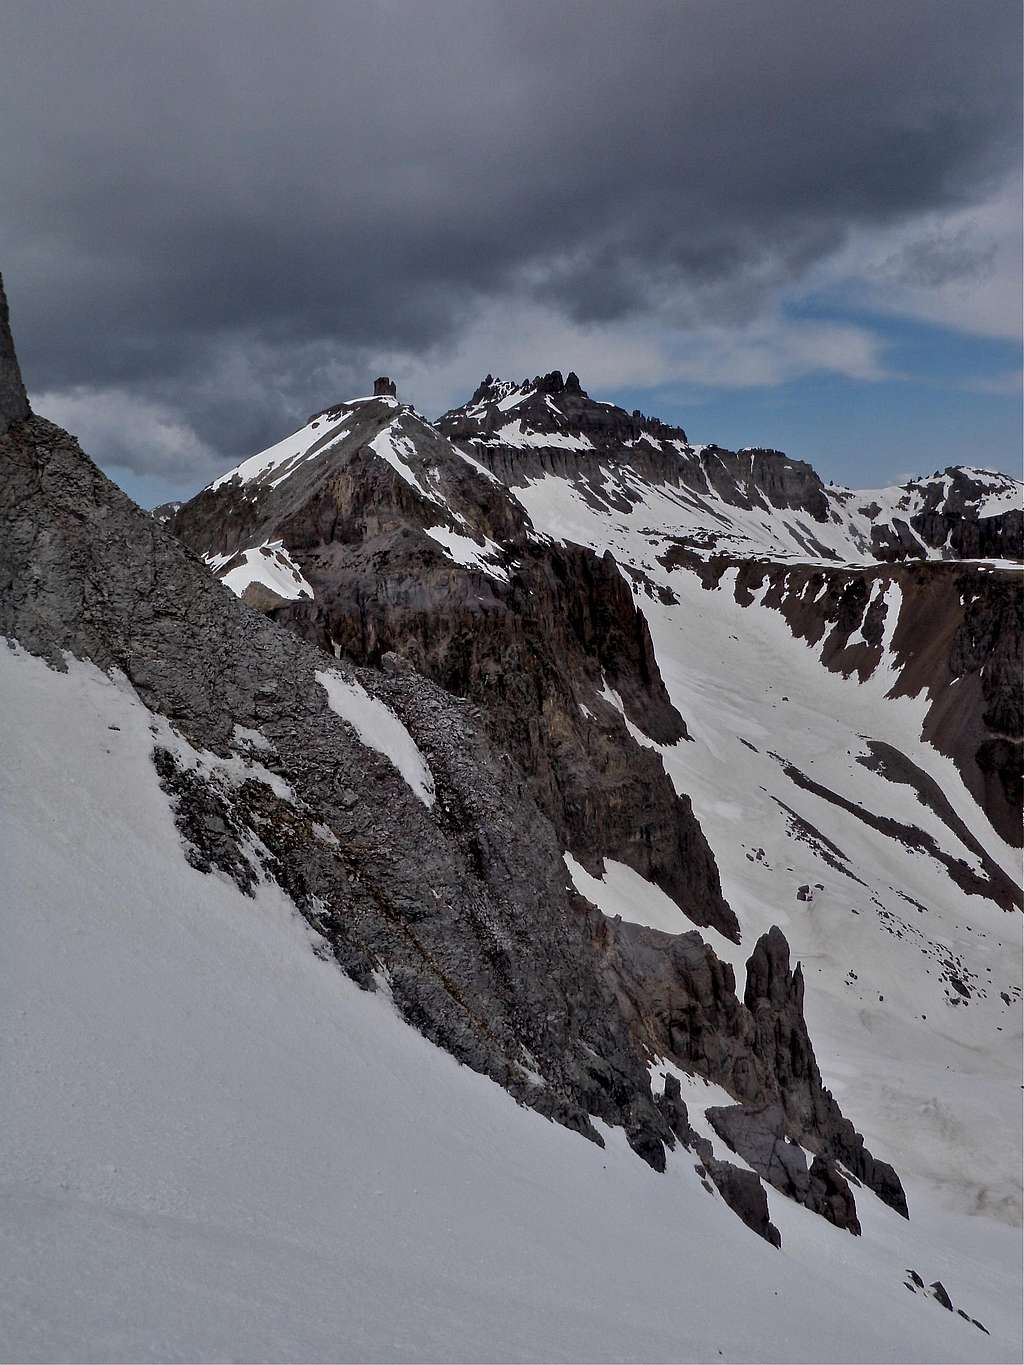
[367,300,889,417]
[34,385,218,477]
[802,173,1023,341]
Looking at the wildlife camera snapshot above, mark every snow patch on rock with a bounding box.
[316,668,436,808]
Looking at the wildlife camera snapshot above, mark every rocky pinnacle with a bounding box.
[0,273,31,435]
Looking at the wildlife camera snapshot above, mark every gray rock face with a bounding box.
[0,274,30,435]
[705,1102,861,1234]
[703,1161,782,1248]
[706,1103,811,1198]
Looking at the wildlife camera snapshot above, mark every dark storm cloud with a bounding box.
[0,0,1020,478]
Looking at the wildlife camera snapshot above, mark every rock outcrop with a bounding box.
[868,466,1023,563]
[742,927,907,1216]
[596,916,906,1218]
[705,1102,861,1233]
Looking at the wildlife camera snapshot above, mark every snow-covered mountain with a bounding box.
[439,370,1023,564]
[3,270,1022,1364]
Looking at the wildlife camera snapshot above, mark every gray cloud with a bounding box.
[1,0,1020,489]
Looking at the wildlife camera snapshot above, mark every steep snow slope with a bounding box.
[2,644,1019,1364]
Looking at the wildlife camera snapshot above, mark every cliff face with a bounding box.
[0,272,30,435]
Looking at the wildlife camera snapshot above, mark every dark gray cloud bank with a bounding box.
[1,0,1020,495]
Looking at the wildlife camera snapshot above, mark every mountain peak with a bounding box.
[440,371,687,452]
[535,369,584,397]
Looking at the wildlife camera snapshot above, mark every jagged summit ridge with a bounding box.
[440,368,690,455]
[438,374,1022,564]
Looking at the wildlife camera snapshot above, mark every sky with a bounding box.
[1,0,1021,507]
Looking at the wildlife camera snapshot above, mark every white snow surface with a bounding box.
[492,421,595,452]
[564,852,693,935]
[424,525,511,582]
[1,644,1020,1363]
[513,461,1022,565]
[208,412,351,491]
[315,667,436,808]
[206,540,314,601]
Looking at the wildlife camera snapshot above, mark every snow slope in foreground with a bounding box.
[1,645,1020,1363]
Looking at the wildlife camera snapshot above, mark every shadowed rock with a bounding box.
[706,1101,861,1234]
[743,927,907,1218]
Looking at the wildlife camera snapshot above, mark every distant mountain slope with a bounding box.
[439,371,1023,564]
[175,369,1022,854]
